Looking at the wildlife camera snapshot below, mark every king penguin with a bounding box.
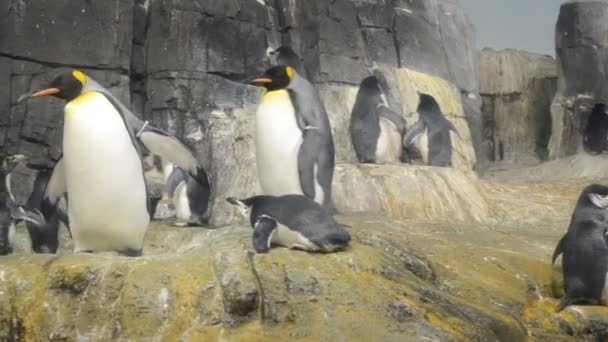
[267,46,310,81]
[0,155,46,255]
[17,68,208,256]
[245,66,336,212]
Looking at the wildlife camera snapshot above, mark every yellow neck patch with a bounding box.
[72,70,87,87]
[286,66,294,80]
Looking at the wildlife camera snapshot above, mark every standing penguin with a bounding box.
[161,159,211,226]
[267,46,310,81]
[0,155,46,255]
[552,184,608,312]
[17,69,208,256]
[350,76,407,163]
[226,194,350,253]
[403,93,460,167]
[25,168,70,254]
[246,66,336,212]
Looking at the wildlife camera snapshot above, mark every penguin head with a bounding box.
[580,184,608,209]
[417,92,441,114]
[246,66,294,91]
[360,76,380,92]
[17,69,87,103]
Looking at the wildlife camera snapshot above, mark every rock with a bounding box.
[548,1,608,159]
[2,178,608,340]
[480,49,557,165]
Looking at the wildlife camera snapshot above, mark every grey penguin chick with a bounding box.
[226,194,350,254]
[552,184,608,312]
[161,159,211,226]
[403,93,460,167]
[0,155,46,255]
[350,76,407,163]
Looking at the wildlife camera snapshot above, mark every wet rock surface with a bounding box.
[3,175,608,341]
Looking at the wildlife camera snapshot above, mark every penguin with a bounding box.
[350,76,407,163]
[17,68,209,256]
[552,184,608,312]
[161,159,211,226]
[0,155,46,255]
[403,93,460,167]
[583,103,608,154]
[245,66,336,213]
[25,168,70,254]
[226,194,350,253]
[267,46,310,80]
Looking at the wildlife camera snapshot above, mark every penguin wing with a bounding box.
[138,126,204,181]
[444,119,462,141]
[552,234,566,265]
[252,215,278,254]
[403,119,427,148]
[44,157,67,205]
[377,105,406,135]
[11,206,46,226]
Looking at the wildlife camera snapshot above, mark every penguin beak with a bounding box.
[17,88,60,103]
[245,77,273,87]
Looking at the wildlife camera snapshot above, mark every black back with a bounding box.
[26,170,61,253]
[350,76,382,163]
[186,167,211,223]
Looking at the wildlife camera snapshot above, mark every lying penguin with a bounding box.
[226,194,350,253]
[350,75,407,164]
[552,184,608,312]
[17,68,208,256]
[403,92,460,167]
[161,159,211,226]
[0,155,46,255]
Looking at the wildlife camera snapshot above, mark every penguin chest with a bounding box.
[255,90,303,196]
[376,117,402,163]
[173,182,192,223]
[63,92,149,252]
[271,223,319,252]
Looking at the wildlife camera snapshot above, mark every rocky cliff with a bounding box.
[1,0,480,226]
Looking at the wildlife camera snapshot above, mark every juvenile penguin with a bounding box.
[350,76,407,163]
[226,194,350,253]
[161,159,211,226]
[246,66,336,212]
[403,93,460,167]
[17,69,208,256]
[267,46,310,80]
[552,184,608,312]
[0,155,46,255]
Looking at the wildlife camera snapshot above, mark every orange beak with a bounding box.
[245,77,272,86]
[17,87,60,103]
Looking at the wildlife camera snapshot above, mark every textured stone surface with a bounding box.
[480,49,557,165]
[548,1,608,159]
[3,177,608,341]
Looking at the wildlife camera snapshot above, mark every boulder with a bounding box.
[480,49,557,165]
[548,1,608,159]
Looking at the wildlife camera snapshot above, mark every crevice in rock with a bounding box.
[246,251,266,321]
[0,53,128,74]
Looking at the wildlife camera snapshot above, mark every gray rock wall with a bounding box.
[548,1,608,159]
[1,0,481,226]
[479,49,557,165]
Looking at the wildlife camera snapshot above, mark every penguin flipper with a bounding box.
[377,105,406,134]
[11,206,46,226]
[445,119,462,140]
[552,234,567,265]
[138,127,202,180]
[403,119,427,148]
[252,216,278,254]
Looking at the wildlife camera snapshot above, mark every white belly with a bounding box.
[173,182,191,223]
[271,223,319,251]
[376,117,402,163]
[63,92,149,253]
[255,90,303,196]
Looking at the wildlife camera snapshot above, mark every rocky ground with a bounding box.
[2,162,608,341]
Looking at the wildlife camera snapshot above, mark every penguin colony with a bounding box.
[2,45,602,314]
